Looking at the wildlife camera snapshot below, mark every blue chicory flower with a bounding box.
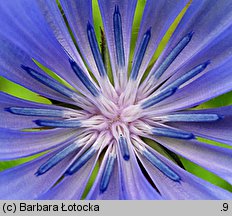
[0,0,232,200]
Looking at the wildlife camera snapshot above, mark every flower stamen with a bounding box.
[35,119,81,128]
[87,21,107,77]
[111,124,130,160]
[6,107,64,117]
[114,5,125,68]
[66,146,96,175]
[35,142,79,176]
[162,61,210,90]
[130,28,151,80]
[66,132,111,175]
[21,65,80,99]
[153,31,194,79]
[100,147,116,193]
[152,127,195,140]
[69,59,100,97]
[142,148,181,182]
[141,87,177,109]
[118,135,130,161]
[6,107,87,119]
[132,136,180,182]
[153,113,222,122]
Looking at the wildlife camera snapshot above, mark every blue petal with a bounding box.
[0,37,77,103]
[116,142,161,199]
[86,147,121,200]
[0,0,87,92]
[37,0,88,68]
[149,135,232,184]
[38,149,100,199]
[132,0,189,81]
[167,106,232,146]
[98,0,137,90]
[149,57,232,114]
[0,92,72,129]
[0,150,74,199]
[137,146,232,199]
[0,127,78,160]
[59,0,102,81]
[151,0,232,87]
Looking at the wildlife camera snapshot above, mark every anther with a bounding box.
[35,143,79,176]
[87,21,107,77]
[114,5,125,68]
[130,28,151,80]
[69,59,100,97]
[119,135,130,160]
[35,119,81,128]
[6,107,64,117]
[143,149,181,182]
[21,65,77,99]
[162,113,222,122]
[153,32,194,79]
[163,61,210,90]
[65,147,96,175]
[100,153,116,193]
[152,127,195,139]
[141,87,177,109]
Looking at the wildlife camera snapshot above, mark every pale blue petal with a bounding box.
[37,0,87,67]
[59,0,101,80]
[86,147,121,200]
[151,57,232,113]
[167,106,232,146]
[148,136,232,184]
[38,153,99,200]
[0,0,85,91]
[132,0,188,81]
[116,143,161,199]
[152,0,232,84]
[98,0,137,88]
[0,37,78,103]
[137,146,232,199]
[0,128,78,160]
[0,151,74,200]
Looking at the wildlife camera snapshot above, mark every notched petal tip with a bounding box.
[187,31,194,39]
[114,4,119,14]
[34,170,42,177]
[21,64,30,71]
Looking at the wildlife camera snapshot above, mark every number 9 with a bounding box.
[223,203,228,211]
